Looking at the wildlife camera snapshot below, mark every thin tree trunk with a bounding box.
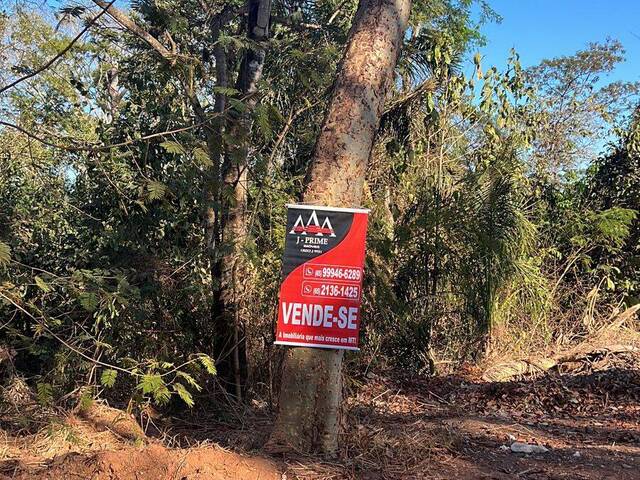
[106,67,120,122]
[214,0,272,400]
[267,0,411,454]
[203,9,230,262]
[94,0,252,384]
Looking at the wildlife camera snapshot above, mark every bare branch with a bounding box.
[0,118,221,152]
[272,16,321,31]
[91,0,174,62]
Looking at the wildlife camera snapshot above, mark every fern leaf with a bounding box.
[197,354,217,375]
[146,181,168,201]
[78,292,98,312]
[36,382,53,406]
[192,147,212,166]
[154,384,171,405]
[78,292,99,312]
[173,383,194,408]
[176,371,201,391]
[254,104,272,139]
[78,389,94,411]
[100,369,118,388]
[139,374,163,394]
[34,276,52,293]
[159,141,185,155]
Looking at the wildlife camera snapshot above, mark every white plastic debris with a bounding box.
[510,442,549,454]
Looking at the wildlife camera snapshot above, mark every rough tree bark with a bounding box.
[213,0,272,400]
[266,0,411,454]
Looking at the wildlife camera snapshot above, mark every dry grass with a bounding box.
[482,304,640,382]
[0,400,145,471]
[1,305,638,479]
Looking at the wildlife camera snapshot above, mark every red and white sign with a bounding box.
[275,204,369,351]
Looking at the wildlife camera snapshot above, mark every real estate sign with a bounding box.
[274,204,369,351]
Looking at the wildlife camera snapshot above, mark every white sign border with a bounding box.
[274,340,360,351]
[286,203,370,214]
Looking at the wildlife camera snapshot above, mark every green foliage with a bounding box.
[197,354,217,376]
[525,39,640,171]
[0,242,11,266]
[146,180,168,201]
[100,369,118,388]
[78,292,99,312]
[159,141,186,155]
[0,0,637,414]
[589,208,636,249]
[34,276,51,293]
[78,388,94,411]
[192,146,212,166]
[138,374,163,395]
[173,382,194,408]
[36,382,54,406]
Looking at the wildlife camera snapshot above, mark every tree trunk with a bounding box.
[90,0,255,394]
[267,0,411,454]
[213,0,272,400]
[106,67,120,122]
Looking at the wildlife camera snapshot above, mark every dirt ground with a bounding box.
[1,353,639,480]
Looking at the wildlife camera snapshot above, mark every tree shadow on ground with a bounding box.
[171,367,640,479]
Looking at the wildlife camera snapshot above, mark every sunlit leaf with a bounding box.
[34,276,52,293]
[100,369,118,388]
[0,242,11,266]
[197,354,217,376]
[159,141,185,155]
[173,382,194,408]
[146,181,168,201]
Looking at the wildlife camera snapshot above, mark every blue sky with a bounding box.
[469,1,640,158]
[473,0,640,83]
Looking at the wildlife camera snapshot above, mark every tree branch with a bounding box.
[0,0,116,95]
[271,16,321,31]
[91,0,174,62]
[0,118,221,152]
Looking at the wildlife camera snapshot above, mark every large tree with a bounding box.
[266,0,411,454]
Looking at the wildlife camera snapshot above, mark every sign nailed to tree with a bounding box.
[275,204,369,350]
